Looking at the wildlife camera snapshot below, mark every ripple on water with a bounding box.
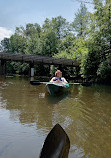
[70,96,111,158]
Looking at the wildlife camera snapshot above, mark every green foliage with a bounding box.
[34,64,50,77]
[19,63,29,75]
[9,34,27,54]
[96,54,111,82]
[54,37,88,62]
[72,3,89,37]
[39,30,58,56]
[43,16,72,40]
[25,35,41,55]
[81,50,100,79]
[7,62,29,75]
[81,0,111,82]
[25,23,41,37]
[59,35,75,51]
[1,38,10,52]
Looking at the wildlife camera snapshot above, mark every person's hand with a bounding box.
[56,80,61,83]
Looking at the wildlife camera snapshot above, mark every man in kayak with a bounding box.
[50,70,68,83]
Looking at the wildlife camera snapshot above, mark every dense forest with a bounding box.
[0,0,111,83]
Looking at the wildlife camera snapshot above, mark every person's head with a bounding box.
[55,70,62,77]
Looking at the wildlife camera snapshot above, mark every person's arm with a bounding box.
[62,77,68,83]
[50,77,55,82]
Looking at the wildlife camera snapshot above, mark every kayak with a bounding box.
[40,124,70,158]
[46,82,69,95]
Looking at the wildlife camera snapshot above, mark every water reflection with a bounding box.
[46,91,69,104]
[0,77,111,158]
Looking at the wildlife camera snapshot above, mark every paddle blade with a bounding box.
[40,124,70,158]
[30,80,41,85]
[81,82,92,87]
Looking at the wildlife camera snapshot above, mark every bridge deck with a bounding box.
[0,53,80,67]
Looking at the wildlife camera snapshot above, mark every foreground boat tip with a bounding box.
[40,124,70,158]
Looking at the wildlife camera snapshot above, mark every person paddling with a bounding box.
[50,70,68,83]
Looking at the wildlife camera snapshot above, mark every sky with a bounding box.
[0,0,93,41]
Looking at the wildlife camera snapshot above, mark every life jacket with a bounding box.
[53,77,63,82]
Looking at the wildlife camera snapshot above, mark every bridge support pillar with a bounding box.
[0,59,6,75]
[30,62,34,81]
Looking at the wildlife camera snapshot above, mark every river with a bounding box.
[0,77,111,158]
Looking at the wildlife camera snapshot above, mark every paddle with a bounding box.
[39,124,70,158]
[30,80,80,85]
[30,80,48,85]
[30,80,92,86]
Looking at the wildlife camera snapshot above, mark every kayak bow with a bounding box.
[40,124,70,158]
[46,82,69,95]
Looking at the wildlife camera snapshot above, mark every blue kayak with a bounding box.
[46,82,69,95]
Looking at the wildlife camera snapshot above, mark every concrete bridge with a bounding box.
[0,52,80,76]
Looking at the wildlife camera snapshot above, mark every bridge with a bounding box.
[0,52,80,76]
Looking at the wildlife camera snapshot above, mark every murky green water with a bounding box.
[0,77,111,158]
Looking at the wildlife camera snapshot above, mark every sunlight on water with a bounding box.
[0,77,111,158]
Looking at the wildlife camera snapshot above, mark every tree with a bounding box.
[25,23,41,38]
[72,3,89,37]
[43,16,72,40]
[0,38,10,52]
[59,34,76,51]
[40,30,58,56]
[9,34,26,54]
[93,0,111,52]
[80,0,111,82]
